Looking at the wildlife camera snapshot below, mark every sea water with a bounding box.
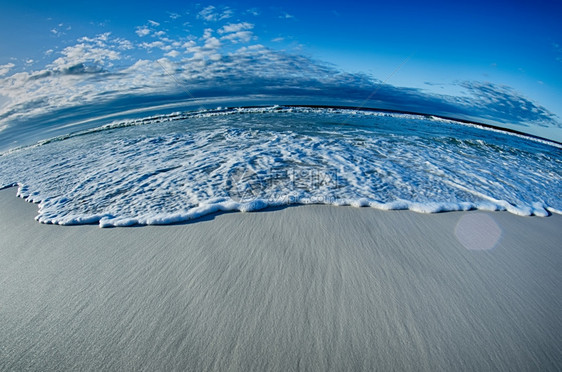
[0,106,560,227]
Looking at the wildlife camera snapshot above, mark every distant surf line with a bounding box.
[2,104,560,157]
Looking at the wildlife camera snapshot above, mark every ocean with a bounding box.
[0,105,560,227]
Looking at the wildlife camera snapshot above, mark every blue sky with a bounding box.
[1,0,561,145]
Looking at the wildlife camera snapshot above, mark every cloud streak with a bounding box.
[197,6,232,22]
[0,63,15,76]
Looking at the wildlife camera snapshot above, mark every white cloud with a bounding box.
[48,33,124,71]
[198,5,233,22]
[204,37,221,49]
[141,41,166,50]
[168,12,181,19]
[136,26,151,37]
[246,8,259,16]
[50,23,71,37]
[271,37,284,42]
[178,30,223,62]
[78,32,111,46]
[116,38,134,50]
[148,20,160,27]
[140,37,182,52]
[160,38,181,47]
[198,6,217,21]
[0,63,15,76]
[51,44,120,70]
[202,28,214,39]
[182,40,196,50]
[279,12,294,19]
[218,22,253,34]
[221,9,234,20]
[155,57,176,73]
[165,50,180,58]
[221,31,254,44]
[79,34,132,50]
[217,23,255,44]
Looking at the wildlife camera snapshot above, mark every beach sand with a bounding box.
[0,187,560,371]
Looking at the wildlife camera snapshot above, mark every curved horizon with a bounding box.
[1,1,561,149]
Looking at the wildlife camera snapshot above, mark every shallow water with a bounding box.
[0,106,560,226]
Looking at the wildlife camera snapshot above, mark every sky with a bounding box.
[0,0,561,146]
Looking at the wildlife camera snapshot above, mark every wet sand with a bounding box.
[0,188,560,371]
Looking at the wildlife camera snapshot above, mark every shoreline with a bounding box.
[1,188,561,370]
[3,183,559,227]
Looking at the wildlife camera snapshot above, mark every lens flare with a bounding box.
[454,213,502,250]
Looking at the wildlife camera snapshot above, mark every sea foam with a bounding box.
[0,106,560,227]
